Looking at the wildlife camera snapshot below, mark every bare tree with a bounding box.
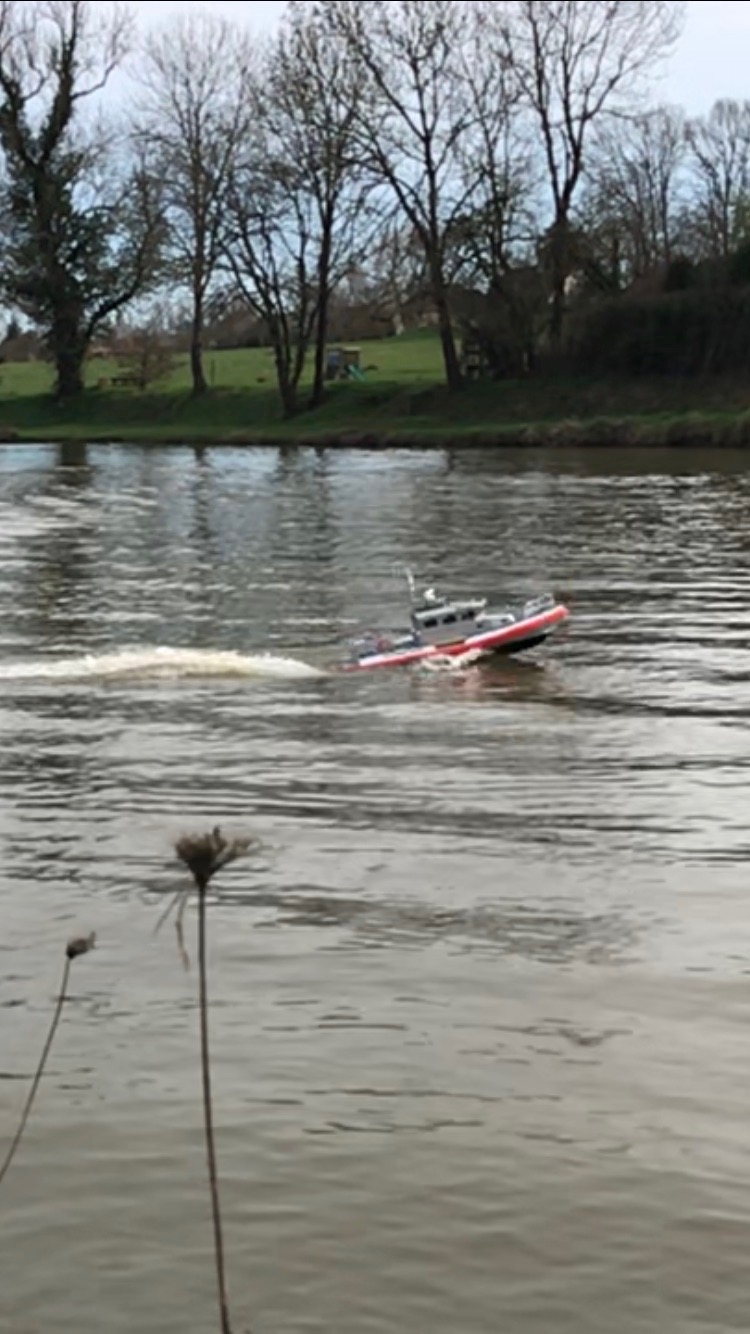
[223,132,322,418]
[500,0,684,345]
[221,11,374,420]
[586,105,686,283]
[109,319,178,390]
[0,0,163,398]
[135,13,252,396]
[448,22,537,293]
[353,221,427,335]
[685,99,750,260]
[320,0,511,392]
[265,4,370,408]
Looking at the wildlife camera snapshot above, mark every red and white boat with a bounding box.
[340,573,569,673]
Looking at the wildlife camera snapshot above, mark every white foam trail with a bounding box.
[0,645,324,684]
[418,648,488,674]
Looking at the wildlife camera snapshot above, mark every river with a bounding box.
[1,442,749,1334]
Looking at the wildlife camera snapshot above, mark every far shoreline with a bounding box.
[2,337,750,454]
[2,411,750,451]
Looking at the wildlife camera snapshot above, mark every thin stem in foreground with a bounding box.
[198,886,233,1334]
[0,934,95,1190]
[174,828,253,1334]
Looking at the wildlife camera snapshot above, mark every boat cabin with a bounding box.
[410,587,487,647]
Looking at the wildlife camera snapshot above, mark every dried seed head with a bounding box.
[66,932,96,961]
[175,826,255,892]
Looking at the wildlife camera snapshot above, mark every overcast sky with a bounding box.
[129,0,750,115]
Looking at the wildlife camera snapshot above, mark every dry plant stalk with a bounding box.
[175,827,253,1334]
[154,883,192,970]
[0,933,96,1190]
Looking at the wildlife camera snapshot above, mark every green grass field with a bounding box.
[1,331,749,446]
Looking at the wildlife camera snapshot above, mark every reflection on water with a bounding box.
[266,889,637,964]
[1,443,750,1333]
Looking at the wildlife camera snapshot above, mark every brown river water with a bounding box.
[0,442,749,1334]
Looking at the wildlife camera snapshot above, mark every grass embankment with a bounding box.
[1,332,750,446]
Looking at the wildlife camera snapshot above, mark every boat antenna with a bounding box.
[403,565,417,604]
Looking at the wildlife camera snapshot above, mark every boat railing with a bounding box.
[522,593,556,617]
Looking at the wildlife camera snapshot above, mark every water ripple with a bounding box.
[1,444,750,1333]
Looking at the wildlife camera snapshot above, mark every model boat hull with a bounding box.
[340,602,569,673]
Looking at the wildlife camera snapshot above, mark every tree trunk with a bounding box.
[310,225,333,410]
[273,346,299,419]
[548,217,569,352]
[278,376,299,419]
[310,287,330,409]
[549,277,565,350]
[52,325,86,399]
[190,295,208,396]
[432,281,462,391]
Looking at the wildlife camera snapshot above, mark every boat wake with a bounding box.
[418,648,489,674]
[0,646,324,685]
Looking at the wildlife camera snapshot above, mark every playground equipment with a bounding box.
[325,345,365,381]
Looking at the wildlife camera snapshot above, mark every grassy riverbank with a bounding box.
[1,333,750,447]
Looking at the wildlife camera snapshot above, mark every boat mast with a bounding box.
[403,566,418,604]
